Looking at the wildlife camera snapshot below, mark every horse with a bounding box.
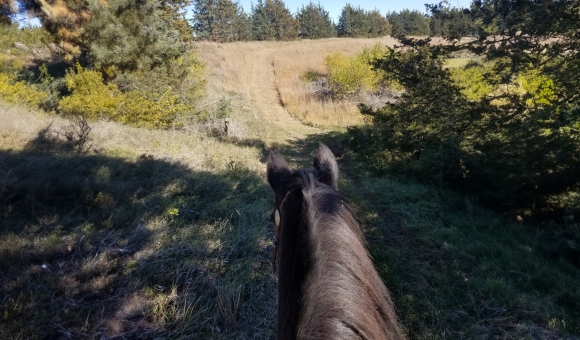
[267,144,405,340]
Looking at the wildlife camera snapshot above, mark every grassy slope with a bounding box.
[1,37,579,339]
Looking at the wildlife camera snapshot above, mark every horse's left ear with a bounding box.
[314,143,338,190]
[267,147,292,197]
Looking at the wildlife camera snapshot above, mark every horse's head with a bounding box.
[266,144,406,340]
[267,143,338,198]
[266,144,339,272]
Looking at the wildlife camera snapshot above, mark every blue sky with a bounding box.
[235,0,473,22]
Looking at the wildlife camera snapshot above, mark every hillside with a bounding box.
[1,37,580,339]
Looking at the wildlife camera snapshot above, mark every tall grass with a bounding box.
[194,37,399,129]
[338,159,580,339]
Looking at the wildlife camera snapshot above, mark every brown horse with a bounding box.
[267,144,405,340]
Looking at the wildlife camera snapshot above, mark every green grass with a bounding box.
[2,107,580,339]
[339,170,580,339]
[0,121,277,339]
[267,131,580,338]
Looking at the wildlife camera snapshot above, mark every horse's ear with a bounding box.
[267,147,291,196]
[314,143,338,190]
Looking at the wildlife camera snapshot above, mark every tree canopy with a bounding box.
[337,4,391,38]
[296,1,336,39]
[386,9,430,36]
[191,0,251,42]
[251,0,298,41]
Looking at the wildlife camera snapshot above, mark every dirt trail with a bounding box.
[246,46,320,148]
[197,41,323,164]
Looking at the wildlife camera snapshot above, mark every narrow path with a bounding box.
[248,46,321,151]
[197,41,324,165]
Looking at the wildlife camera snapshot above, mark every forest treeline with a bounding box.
[190,0,472,41]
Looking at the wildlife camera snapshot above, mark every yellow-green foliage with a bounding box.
[0,25,49,51]
[517,69,557,107]
[59,64,189,128]
[0,54,25,74]
[58,65,124,119]
[0,72,47,106]
[449,62,496,100]
[450,62,558,108]
[324,44,388,98]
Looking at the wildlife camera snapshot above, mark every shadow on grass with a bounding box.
[279,130,580,338]
[0,127,277,339]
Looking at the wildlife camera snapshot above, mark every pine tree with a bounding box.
[251,0,275,40]
[428,5,472,38]
[231,8,252,41]
[81,0,190,75]
[297,2,335,39]
[337,4,358,37]
[353,0,580,218]
[251,0,298,41]
[386,9,430,36]
[367,9,391,37]
[337,4,387,38]
[14,0,192,64]
[191,0,247,42]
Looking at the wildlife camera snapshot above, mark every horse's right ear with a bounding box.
[313,143,338,190]
[267,148,291,197]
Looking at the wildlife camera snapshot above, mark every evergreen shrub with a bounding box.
[348,45,580,218]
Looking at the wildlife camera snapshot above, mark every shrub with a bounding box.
[324,44,388,98]
[449,62,497,100]
[0,25,49,51]
[58,64,190,128]
[58,65,123,119]
[0,72,47,106]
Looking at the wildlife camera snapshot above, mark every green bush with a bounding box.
[324,44,389,98]
[0,25,49,51]
[449,61,497,100]
[301,68,322,82]
[58,64,190,128]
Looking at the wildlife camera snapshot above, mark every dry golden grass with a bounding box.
[194,37,399,129]
[0,102,264,174]
[273,37,398,127]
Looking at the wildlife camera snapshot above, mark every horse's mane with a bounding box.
[276,167,404,339]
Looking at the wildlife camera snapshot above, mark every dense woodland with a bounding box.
[1,0,580,338]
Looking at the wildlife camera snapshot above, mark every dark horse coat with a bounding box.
[267,144,405,340]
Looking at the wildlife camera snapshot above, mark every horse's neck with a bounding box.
[277,193,310,340]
